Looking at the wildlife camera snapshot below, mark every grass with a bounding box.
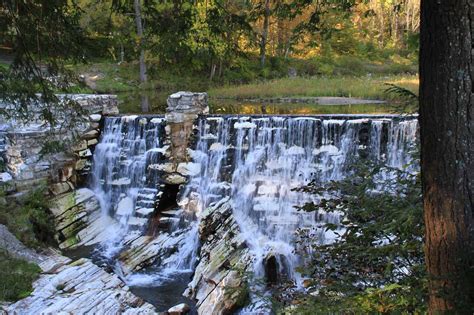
[210,102,406,115]
[208,75,419,101]
[70,61,211,94]
[0,250,41,302]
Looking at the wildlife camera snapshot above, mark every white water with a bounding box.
[88,115,418,295]
[185,116,418,284]
[89,116,166,258]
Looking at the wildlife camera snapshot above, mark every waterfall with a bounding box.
[184,116,418,283]
[89,116,166,258]
[87,114,418,294]
[387,119,419,170]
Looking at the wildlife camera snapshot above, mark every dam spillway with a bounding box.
[86,113,417,310]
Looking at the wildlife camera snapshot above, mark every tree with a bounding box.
[419,0,474,312]
[133,0,147,84]
[259,0,271,67]
[0,0,86,126]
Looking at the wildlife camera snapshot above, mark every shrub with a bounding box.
[0,250,41,302]
[291,160,427,314]
[0,188,57,249]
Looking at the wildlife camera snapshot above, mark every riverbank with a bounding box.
[70,57,418,105]
[208,75,418,101]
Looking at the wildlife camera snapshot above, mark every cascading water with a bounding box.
[86,113,417,312]
[90,115,166,258]
[184,115,418,284]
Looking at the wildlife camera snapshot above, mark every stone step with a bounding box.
[136,199,155,208]
[135,207,155,218]
[158,217,179,229]
[138,187,158,194]
[127,217,149,230]
[161,209,179,217]
[137,192,156,200]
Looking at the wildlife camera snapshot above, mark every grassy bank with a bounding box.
[208,75,419,101]
[70,54,417,100]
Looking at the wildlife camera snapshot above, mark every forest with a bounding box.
[0,1,472,315]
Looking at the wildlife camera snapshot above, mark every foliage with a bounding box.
[0,188,57,249]
[384,83,419,114]
[70,0,419,87]
[0,250,41,302]
[0,0,86,126]
[291,160,427,313]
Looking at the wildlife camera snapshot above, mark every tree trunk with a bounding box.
[419,0,474,313]
[134,0,147,84]
[140,94,149,113]
[260,0,270,68]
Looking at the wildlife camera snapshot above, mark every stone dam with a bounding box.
[0,92,418,314]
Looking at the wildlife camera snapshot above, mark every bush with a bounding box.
[0,250,41,302]
[291,160,427,314]
[0,188,57,249]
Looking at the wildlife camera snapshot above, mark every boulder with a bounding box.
[168,303,190,315]
[186,198,251,314]
[164,174,187,185]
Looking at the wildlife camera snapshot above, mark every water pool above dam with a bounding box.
[83,112,418,313]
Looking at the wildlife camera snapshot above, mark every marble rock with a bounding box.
[186,197,251,315]
[168,303,190,315]
[49,188,107,249]
[6,257,156,314]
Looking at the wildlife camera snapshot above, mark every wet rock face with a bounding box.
[186,198,251,315]
[49,188,106,250]
[264,255,279,285]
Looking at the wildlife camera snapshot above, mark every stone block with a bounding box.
[77,149,92,158]
[75,159,89,171]
[72,140,88,152]
[82,129,99,140]
[50,182,72,196]
[87,138,98,146]
[89,114,102,122]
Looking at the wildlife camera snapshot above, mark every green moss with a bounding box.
[60,235,80,249]
[69,258,87,267]
[50,192,77,216]
[0,250,41,302]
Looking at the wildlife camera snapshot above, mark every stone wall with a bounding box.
[0,94,118,195]
[0,95,118,249]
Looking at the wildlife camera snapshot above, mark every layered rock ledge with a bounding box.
[5,256,156,314]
